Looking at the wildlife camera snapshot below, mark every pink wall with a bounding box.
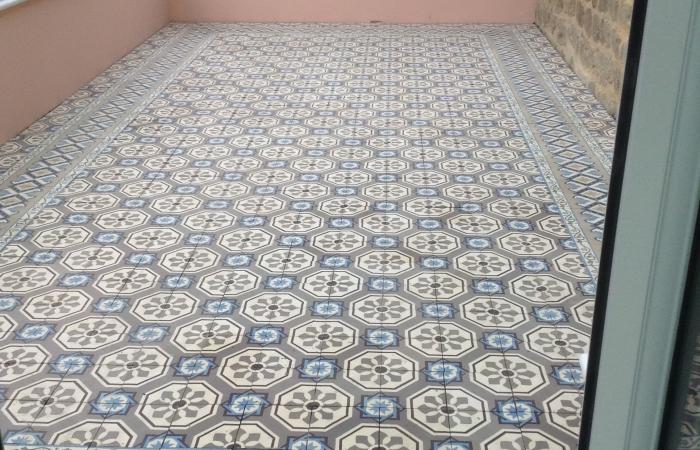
[0,0,535,145]
[0,0,169,144]
[169,0,536,24]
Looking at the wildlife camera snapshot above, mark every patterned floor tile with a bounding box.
[0,22,615,449]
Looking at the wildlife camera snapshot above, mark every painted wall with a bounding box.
[169,0,536,24]
[0,0,169,144]
[536,0,633,116]
[0,0,536,145]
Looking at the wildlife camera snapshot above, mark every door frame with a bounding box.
[580,0,700,449]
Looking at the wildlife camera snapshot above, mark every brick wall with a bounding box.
[536,0,633,117]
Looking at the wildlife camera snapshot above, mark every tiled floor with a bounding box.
[0,23,615,450]
[681,338,700,449]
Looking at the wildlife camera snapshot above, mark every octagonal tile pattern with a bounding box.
[0,22,613,449]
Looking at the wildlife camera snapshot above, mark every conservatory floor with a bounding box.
[0,23,615,450]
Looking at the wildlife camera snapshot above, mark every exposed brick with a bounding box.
[536,0,633,116]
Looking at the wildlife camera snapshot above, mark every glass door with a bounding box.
[581,0,700,449]
[657,225,700,449]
